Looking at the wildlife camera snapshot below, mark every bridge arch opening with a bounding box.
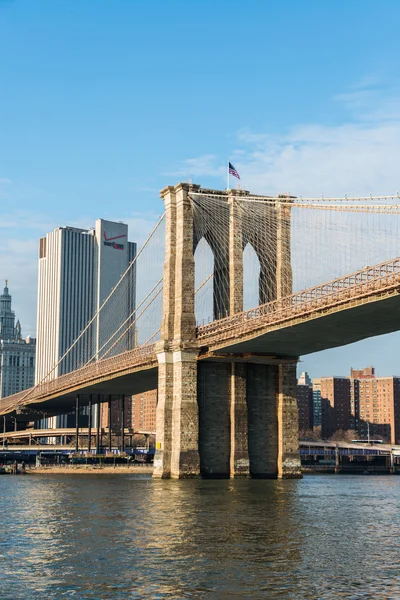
[194,237,215,325]
[243,242,260,311]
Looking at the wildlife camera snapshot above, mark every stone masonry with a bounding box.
[154,183,301,479]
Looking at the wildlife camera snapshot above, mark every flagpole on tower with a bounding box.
[227,160,229,190]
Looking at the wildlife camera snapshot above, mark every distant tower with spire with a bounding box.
[0,280,36,398]
[0,280,16,340]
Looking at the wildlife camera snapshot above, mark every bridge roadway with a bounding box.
[1,257,400,418]
[0,427,156,442]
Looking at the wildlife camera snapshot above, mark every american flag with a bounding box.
[229,162,240,180]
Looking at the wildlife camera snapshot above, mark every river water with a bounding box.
[1,474,400,599]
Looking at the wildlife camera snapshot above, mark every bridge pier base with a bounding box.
[153,349,173,478]
[198,362,231,478]
[153,182,301,480]
[170,349,200,479]
[154,357,301,479]
[230,363,250,477]
[195,358,301,480]
[247,364,278,478]
[277,364,302,479]
[154,346,200,479]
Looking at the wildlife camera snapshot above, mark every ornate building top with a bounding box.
[0,281,19,340]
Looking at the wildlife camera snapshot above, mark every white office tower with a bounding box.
[298,371,312,386]
[35,220,136,428]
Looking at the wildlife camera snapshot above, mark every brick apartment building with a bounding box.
[100,396,133,431]
[131,389,157,432]
[314,366,400,443]
[99,390,156,434]
[350,367,400,444]
[296,383,314,433]
[320,377,352,438]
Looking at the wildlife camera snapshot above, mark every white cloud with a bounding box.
[3,79,400,351]
[237,119,400,197]
[168,81,400,199]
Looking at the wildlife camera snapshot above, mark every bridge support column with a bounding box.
[230,363,249,477]
[197,358,300,479]
[88,395,92,454]
[227,194,249,477]
[96,396,101,455]
[153,347,173,478]
[277,364,302,478]
[154,346,200,479]
[228,193,243,314]
[247,364,278,477]
[75,395,79,453]
[120,395,125,454]
[276,200,293,299]
[154,183,201,479]
[197,360,249,479]
[170,348,200,479]
[108,396,112,453]
[198,361,231,478]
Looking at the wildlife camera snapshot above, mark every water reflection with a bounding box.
[0,475,400,598]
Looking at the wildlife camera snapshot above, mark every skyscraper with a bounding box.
[312,378,322,431]
[35,219,136,430]
[0,282,36,398]
[298,371,312,386]
[297,372,313,433]
[36,219,136,383]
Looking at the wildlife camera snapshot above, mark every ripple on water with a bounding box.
[0,474,400,599]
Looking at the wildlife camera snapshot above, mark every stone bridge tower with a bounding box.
[153,182,301,479]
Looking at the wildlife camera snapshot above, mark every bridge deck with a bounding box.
[1,258,400,418]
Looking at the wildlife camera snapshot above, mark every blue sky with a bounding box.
[1,0,400,379]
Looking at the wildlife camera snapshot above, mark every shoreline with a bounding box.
[26,465,154,475]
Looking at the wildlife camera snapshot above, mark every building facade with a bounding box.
[320,377,352,438]
[297,372,313,434]
[312,378,322,431]
[0,282,36,398]
[100,396,133,431]
[131,389,157,432]
[350,367,400,444]
[36,219,136,382]
[316,366,400,443]
[35,219,136,429]
[298,371,311,386]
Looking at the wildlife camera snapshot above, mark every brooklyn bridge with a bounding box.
[1,183,400,479]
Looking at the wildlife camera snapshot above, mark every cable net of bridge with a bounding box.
[192,191,400,326]
[15,213,166,405]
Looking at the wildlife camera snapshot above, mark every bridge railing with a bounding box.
[197,258,400,342]
[0,343,157,411]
